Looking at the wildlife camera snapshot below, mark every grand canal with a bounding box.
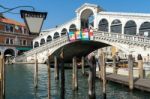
[5,64,150,99]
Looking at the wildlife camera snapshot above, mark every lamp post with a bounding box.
[20,10,47,35]
[20,10,47,89]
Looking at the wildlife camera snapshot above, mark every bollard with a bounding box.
[81,56,85,75]
[128,54,134,90]
[54,56,59,80]
[34,54,38,89]
[137,54,143,78]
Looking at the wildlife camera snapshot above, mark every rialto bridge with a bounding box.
[15,3,150,63]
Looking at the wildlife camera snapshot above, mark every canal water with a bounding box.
[5,64,150,99]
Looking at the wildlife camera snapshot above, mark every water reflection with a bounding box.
[5,64,150,99]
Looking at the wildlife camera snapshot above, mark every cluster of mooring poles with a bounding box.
[33,50,144,99]
[0,55,5,99]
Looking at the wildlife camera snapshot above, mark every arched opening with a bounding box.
[69,24,76,32]
[124,20,137,35]
[4,49,15,56]
[4,49,15,63]
[34,42,39,48]
[98,19,109,32]
[53,32,60,39]
[139,22,150,37]
[111,19,122,33]
[80,9,94,29]
[40,38,45,45]
[61,28,67,36]
[47,35,52,42]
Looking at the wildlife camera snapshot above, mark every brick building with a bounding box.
[0,15,37,58]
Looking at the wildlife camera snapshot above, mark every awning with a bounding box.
[16,47,32,51]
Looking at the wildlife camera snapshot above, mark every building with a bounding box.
[0,15,37,58]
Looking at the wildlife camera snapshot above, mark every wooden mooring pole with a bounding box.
[88,54,96,99]
[54,56,59,80]
[128,54,133,90]
[81,56,85,75]
[47,56,51,99]
[72,57,78,91]
[0,55,4,99]
[60,49,65,99]
[137,54,143,78]
[113,55,117,74]
[100,53,106,99]
[34,54,38,89]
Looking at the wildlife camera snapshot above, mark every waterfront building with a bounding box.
[0,14,37,58]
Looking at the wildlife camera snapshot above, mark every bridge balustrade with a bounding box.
[15,30,150,62]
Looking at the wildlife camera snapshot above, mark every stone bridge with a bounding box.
[15,3,150,63]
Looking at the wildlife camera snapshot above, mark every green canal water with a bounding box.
[5,64,150,99]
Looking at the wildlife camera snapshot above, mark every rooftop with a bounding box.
[0,17,25,27]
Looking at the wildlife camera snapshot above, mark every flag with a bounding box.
[89,29,94,40]
[75,30,82,40]
[82,31,89,40]
[68,31,76,41]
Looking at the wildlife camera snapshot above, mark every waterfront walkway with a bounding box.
[96,70,150,92]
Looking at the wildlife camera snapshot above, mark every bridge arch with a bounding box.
[47,35,52,42]
[34,42,39,48]
[80,9,94,29]
[124,20,137,35]
[111,19,122,33]
[61,28,67,36]
[69,24,76,32]
[53,32,60,39]
[98,18,109,32]
[139,21,150,37]
[40,38,45,45]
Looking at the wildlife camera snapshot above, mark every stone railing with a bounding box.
[94,31,150,47]
[15,35,69,61]
[15,30,150,62]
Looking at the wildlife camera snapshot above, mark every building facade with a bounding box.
[0,15,37,58]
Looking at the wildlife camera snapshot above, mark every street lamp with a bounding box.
[20,10,47,34]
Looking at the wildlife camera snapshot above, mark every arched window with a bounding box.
[53,32,60,39]
[40,38,45,45]
[111,19,122,33]
[80,9,94,29]
[139,22,150,37]
[98,19,109,32]
[124,20,136,35]
[61,28,67,36]
[47,35,52,42]
[69,24,76,32]
[34,42,39,48]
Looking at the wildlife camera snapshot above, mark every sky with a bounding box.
[0,0,150,30]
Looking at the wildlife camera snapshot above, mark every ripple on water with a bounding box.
[5,64,150,99]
